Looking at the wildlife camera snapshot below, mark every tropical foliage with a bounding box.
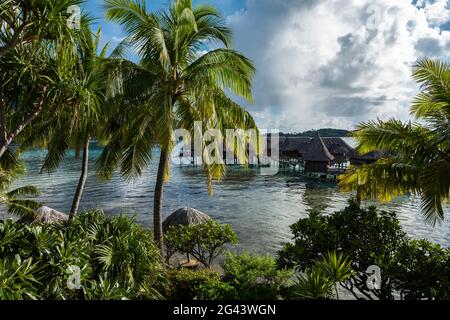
[18,27,126,219]
[278,201,450,300]
[0,169,41,219]
[0,210,164,300]
[0,0,90,161]
[340,59,450,225]
[222,252,293,300]
[164,268,235,300]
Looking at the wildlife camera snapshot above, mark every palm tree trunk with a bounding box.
[154,149,169,252]
[356,185,362,207]
[69,138,90,220]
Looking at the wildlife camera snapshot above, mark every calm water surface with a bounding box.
[2,143,450,253]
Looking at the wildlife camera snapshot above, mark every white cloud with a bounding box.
[228,0,450,132]
[419,0,450,25]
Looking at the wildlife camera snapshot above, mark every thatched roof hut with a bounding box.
[18,206,69,224]
[36,206,69,224]
[163,207,211,232]
[304,134,335,162]
[279,136,352,161]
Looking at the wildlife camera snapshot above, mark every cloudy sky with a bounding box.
[86,0,450,132]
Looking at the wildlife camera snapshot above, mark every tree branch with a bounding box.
[0,90,8,144]
[0,7,31,58]
[6,86,48,145]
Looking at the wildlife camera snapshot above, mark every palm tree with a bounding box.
[0,0,93,162]
[0,169,41,219]
[339,58,450,225]
[20,27,120,220]
[0,0,84,58]
[0,0,92,163]
[314,252,353,300]
[100,0,257,250]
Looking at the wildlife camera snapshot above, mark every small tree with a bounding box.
[164,221,238,268]
[314,252,353,300]
[292,268,334,300]
[388,239,450,300]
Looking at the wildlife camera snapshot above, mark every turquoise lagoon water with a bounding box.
[2,143,450,253]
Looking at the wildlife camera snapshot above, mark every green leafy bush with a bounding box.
[278,200,406,300]
[278,200,450,300]
[388,239,450,300]
[0,210,165,300]
[164,268,235,300]
[0,255,40,300]
[222,252,293,300]
[290,252,353,300]
[164,220,238,268]
[291,269,333,300]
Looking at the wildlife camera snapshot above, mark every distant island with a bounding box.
[280,128,351,137]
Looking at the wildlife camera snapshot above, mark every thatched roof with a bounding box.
[17,206,69,224]
[279,136,352,158]
[322,137,353,155]
[303,134,335,162]
[163,207,211,232]
[279,137,311,153]
[278,135,386,163]
[36,206,69,224]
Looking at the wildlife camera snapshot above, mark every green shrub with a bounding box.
[165,268,234,300]
[164,220,238,268]
[223,252,293,300]
[0,255,40,300]
[278,200,406,300]
[278,201,450,300]
[290,252,353,300]
[0,210,165,300]
[388,239,450,300]
[196,279,237,300]
[291,269,334,300]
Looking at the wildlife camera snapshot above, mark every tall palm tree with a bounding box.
[339,59,450,226]
[100,0,257,250]
[20,27,120,220]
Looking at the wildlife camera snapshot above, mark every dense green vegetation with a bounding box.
[0,210,164,299]
[278,200,450,300]
[165,221,238,268]
[0,210,291,300]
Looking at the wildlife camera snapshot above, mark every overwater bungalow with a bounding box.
[178,131,382,179]
[278,133,383,179]
[279,133,353,173]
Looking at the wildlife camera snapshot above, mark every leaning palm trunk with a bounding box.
[70,138,90,220]
[153,149,169,252]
